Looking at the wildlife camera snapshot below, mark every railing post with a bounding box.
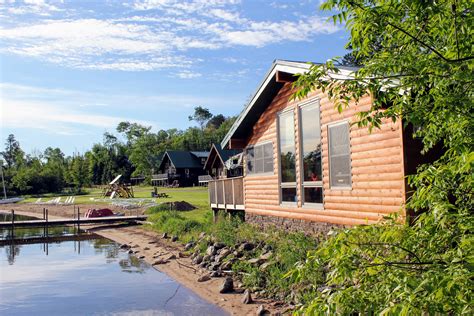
[222,179,226,210]
[232,178,235,208]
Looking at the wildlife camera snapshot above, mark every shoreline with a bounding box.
[1,204,284,315]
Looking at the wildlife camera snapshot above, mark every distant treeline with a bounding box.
[0,107,235,196]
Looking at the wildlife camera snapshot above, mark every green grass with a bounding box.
[20,186,210,209]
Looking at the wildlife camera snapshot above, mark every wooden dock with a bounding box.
[0,233,99,246]
[0,215,148,229]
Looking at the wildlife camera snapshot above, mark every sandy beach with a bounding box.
[1,204,284,315]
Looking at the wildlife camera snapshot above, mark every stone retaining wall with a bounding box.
[245,213,344,236]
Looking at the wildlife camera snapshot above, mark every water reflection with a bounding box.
[0,236,227,315]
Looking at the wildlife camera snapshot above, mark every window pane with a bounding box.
[255,145,264,160]
[278,111,296,183]
[304,187,323,204]
[329,123,352,187]
[300,103,322,182]
[263,143,273,158]
[255,158,264,173]
[263,159,273,173]
[281,187,297,203]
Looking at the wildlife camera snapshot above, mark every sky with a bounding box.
[0,0,348,156]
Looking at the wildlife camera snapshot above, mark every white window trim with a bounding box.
[277,109,298,205]
[327,120,353,190]
[298,99,324,206]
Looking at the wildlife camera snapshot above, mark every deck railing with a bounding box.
[151,173,168,180]
[198,175,213,183]
[208,176,244,210]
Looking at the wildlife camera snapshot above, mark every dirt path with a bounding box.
[1,204,284,315]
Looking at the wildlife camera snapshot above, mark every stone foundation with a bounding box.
[245,213,344,236]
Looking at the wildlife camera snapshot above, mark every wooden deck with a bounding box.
[209,176,244,211]
[0,215,148,229]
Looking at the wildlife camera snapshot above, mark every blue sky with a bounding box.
[0,0,348,155]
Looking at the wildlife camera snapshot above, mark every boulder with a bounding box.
[214,242,226,250]
[166,254,177,260]
[219,277,234,293]
[241,289,253,304]
[143,247,150,251]
[128,249,134,254]
[256,305,270,316]
[153,258,168,265]
[248,258,263,265]
[239,242,255,252]
[216,248,231,262]
[197,274,211,282]
[260,251,273,261]
[210,270,221,278]
[203,254,211,262]
[161,232,168,239]
[184,242,195,251]
[120,244,130,250]
[221,261,233,271]
[206,246,217,256]
[171,236,178,242]
[193,254,203,265]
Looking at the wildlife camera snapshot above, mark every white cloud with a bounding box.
[0,1,340,71]
[175,70,202,79]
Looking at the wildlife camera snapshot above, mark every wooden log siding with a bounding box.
[243,83,406,226]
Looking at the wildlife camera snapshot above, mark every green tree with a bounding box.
[290,0,473,314]
[188,106,213,130]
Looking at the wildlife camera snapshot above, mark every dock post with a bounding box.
[77,207,80,233]
[45,209,49,238]
[11,209,14,239]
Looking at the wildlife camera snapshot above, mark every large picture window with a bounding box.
[246,142,273,175]
[328,122,352,188]
[299,101,323,205]
[278,110,297,203]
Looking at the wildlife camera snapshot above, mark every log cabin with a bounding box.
[209,60,427,234]
[155,150,209,187]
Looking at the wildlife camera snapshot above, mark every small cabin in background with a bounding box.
[203,144,243,179]
[209,60,432,234]
[204,144,244,211]
[154,151,209,187]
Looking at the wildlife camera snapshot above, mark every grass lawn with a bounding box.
[20,186,211,222]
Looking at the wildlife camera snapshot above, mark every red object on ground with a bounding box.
[84,208,115,218]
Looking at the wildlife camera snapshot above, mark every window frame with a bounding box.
[245,140,274,177]
[277,107,298,205]
[327,120,352,190]
[298,99,324,208]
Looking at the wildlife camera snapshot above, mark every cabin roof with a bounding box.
[203,143,242,170]
[221,60,359,148]
[158,150,209,170]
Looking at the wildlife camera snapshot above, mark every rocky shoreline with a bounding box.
[1,204,291,315]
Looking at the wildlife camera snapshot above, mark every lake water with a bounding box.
[0,214,228,316]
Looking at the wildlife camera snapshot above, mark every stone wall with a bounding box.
[245,213,345,236]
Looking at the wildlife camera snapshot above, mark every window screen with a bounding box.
[246,143,273,175]
[328,122,352,188]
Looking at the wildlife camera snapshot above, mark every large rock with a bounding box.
[241,289,253,304]
[120,244,130,250]
[202,255,211,262]
[219,277,234,293]
[197,274,211,282]
[206,246,217,256]
[221,261,233,271]
[193,254,203,265]
[260,251,273,261]
[216,248,231,262]
[171,236,178,242]
[214,242,226,250]
[239,242,254,252]
[184,242,195,251]
[256,305,270,316]
[153,258,168,265]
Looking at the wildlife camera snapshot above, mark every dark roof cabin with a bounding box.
[203,144,242,179]
[154,150,209,187]
[209,60,431,234]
